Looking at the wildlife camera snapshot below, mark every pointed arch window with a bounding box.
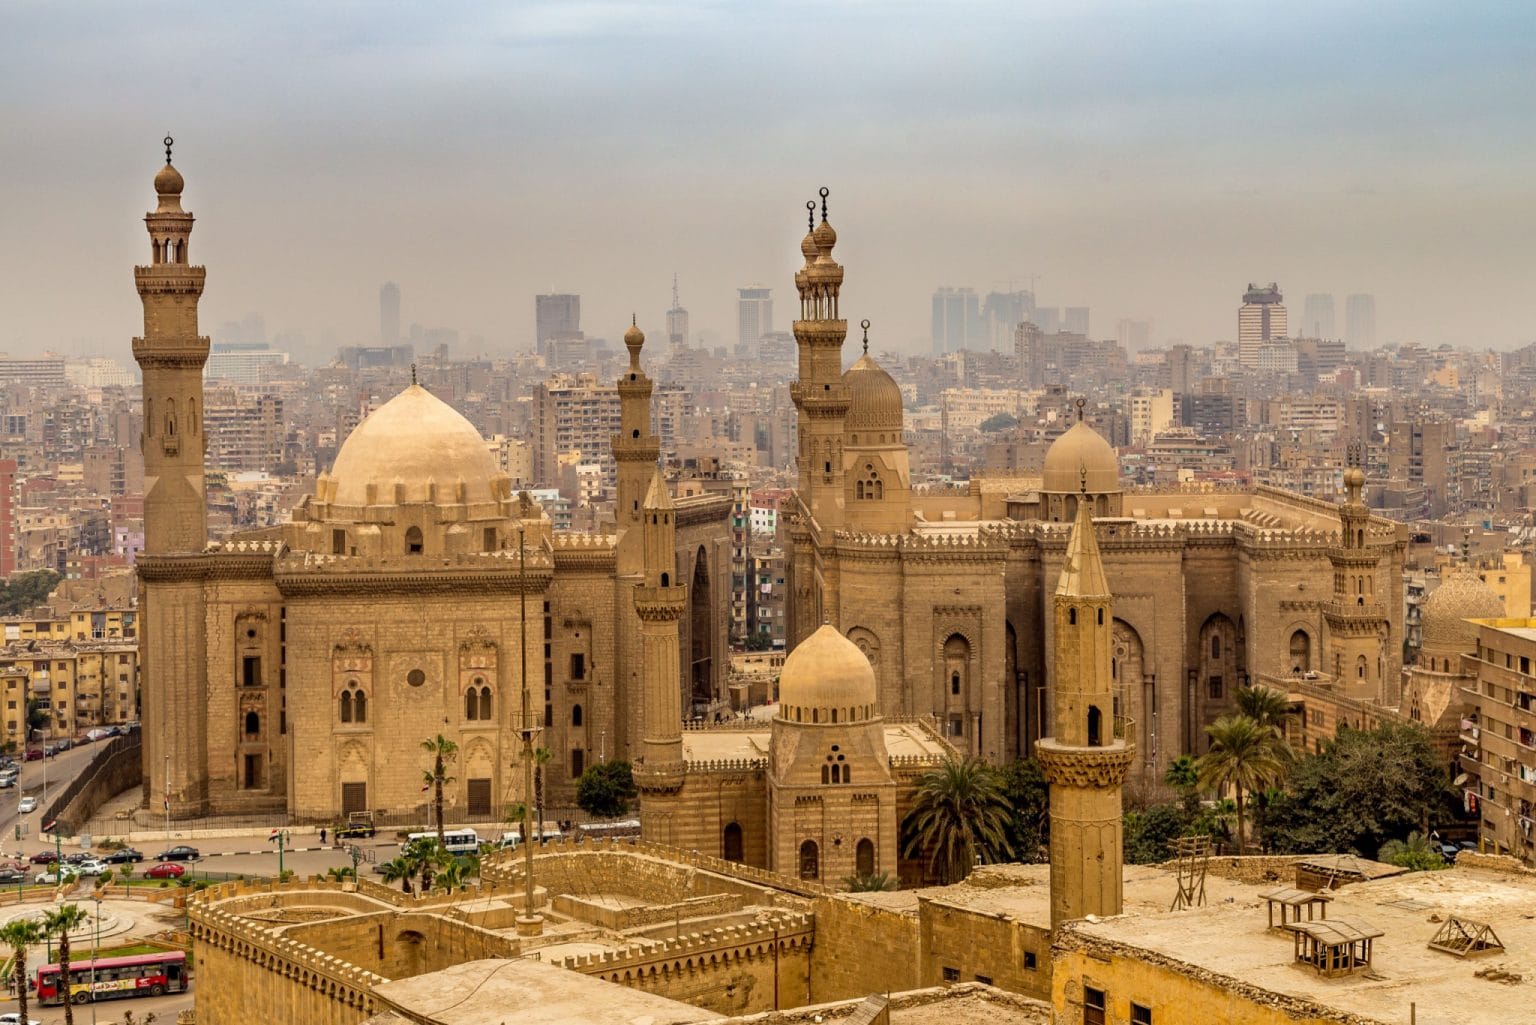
[340,681,367,724]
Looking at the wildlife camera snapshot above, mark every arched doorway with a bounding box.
[798,839,819,880]
[942,634,971,749]
[722,822,744,863]
[855,838,875,878]
[1289,630,1312,674]
[689,545,713,714]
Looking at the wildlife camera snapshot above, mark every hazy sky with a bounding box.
[4,1,1535,361]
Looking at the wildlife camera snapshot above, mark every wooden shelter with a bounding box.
[1428,917,1504,958]
[1261,887,1333,931]
[1289,918,1383,977]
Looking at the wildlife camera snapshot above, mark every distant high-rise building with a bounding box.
[1238,283,1287,369]
[536,293,583,357]
[1301,293,1335,339]
[1033,307,1062,335]
[737,286,772,350]
[1064,306,1091,337]
[931,287,980,354]
[379,282,400,346]
[1345,294,1376,348]
[982,290,1034,351]
[1117,319,1152,350]
[666,275,690,349]
[1166,344,1194,395]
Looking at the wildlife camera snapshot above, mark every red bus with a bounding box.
[38,950,188,1006]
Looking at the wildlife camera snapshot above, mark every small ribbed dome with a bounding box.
[154,163,184,196]
[624,322,644,347]
[801,231,818,263]
[1043,419,1120,494]
[813,219,837,251]
[778,625,878,724]
[1420,568,1503,655]
[327,385,501,509]
[843,353,904,434]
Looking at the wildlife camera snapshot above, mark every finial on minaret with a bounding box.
[163,134,174,165]
[411,363,417,386]
[820,186,830,222]
[807,200,816,232]
[1080,464,1089,495]
[1075,397,1086,422]
[861,319,870,355]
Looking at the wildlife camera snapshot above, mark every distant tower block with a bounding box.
[1036,484,1134,929]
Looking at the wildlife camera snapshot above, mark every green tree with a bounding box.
[420,734,459,844]
[0,570,61,615]
[1123,803,1192,865]
[0,917,44,1025]
[434,854,479,892]
[1235,685,1296,736]
[379,856,415,894]
[1379,832,1449,872]
[900,757,1016,884]
[1266,722,1457,856]
[1197,714,1289,853]
[576,760,637,820]
[979,412,1019,433]
[999,757,1050,863]
[42,903,90,1025]
[1163,754,1202,816]
[324,866,355,882]
[404,837,448,893]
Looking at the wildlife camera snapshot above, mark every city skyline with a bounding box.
[4,2,1535,358]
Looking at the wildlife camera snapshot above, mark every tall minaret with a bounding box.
[633,469,688,840]
[1036,485,1134,929]
[1325,441,1387,701]
[790,188,850,537]
[132,137,212,817]
[613,317,659,574]
[134,135,209,553]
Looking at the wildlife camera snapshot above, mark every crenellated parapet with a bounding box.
[550,911,814,981]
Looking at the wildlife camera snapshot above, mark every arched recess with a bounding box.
[1112,619,1145,770]
[1005,620,1020,754]
[1288,629,1312,674]
[798,839,819,881]
[855,837,875,878]
[689,544,713,713]
[462,739,496,820]
[722,822,744,863]
[338,741,370,817]
[941,633,972,748]
[1197,613,1239,749]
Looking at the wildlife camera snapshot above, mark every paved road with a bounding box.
[0,743,109,860]
[3,987,192,1024]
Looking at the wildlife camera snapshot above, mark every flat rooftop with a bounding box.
[1068,863,1536,1024]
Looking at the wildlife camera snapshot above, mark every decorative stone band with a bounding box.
[1035,739,1136,788]
[634,759,687,791]
[634,584,687,621]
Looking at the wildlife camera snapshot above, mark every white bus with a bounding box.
[497,825,563,849]
[405,828,480,855]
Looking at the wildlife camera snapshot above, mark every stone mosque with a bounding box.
[134,149,1406,888]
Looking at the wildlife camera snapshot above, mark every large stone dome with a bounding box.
[843,353,904,434]
[778,624,879,724]
[1043,419,1120,494]
[1420,568,1503,656]
[326,385,501,509]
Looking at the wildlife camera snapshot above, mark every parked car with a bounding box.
[62,852,92,865]
[0,1012,44,1025]
[154,845,200,862]
[144,862,185,879]
[33,866,78,885]
[0,777,16,790]
[334,819,377,840]
[53,738,72,752]
[23,749,42,762]
[84,728,114,743]
[17,796,37,814]
[28,851,57,865]
[0,869,27,885]
[102,847,144,864]
[74,859,108,877]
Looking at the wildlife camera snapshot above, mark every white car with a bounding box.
[0,1014,43,1025]
[17,796,36,814]
[33,866,78,885]
[74,859,108,876]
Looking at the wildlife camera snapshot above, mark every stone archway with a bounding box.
[689,544,713,714]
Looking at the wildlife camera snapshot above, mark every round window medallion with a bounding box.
[407,669,426,688]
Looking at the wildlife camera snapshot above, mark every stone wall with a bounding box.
[558,912,815,1016]
[712,983,1051,1025]
[42,733,141,836]
[808,895,920,1001]
[553,891,744,930]
[283,910,516,980]
[919,894,1051,1001]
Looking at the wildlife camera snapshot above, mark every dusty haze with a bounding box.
[3,0,1534,359]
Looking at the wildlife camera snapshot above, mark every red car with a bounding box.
[145,862,184,879]
[28,851,57,865]
[23,749,42,762]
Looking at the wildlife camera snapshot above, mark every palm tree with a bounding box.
[1197,714,1290,853]
[379,856,414,894]
[42,903,90,1024]
[900,757,1016,884]
[420,735,459,844]
[843,871,896,892]
[1,917,43,1025]
[324,866,355,882]
[1236,685,1296,741]
[1163,754,1201,815]
[404,837,448,893]
[433,854,478,893]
